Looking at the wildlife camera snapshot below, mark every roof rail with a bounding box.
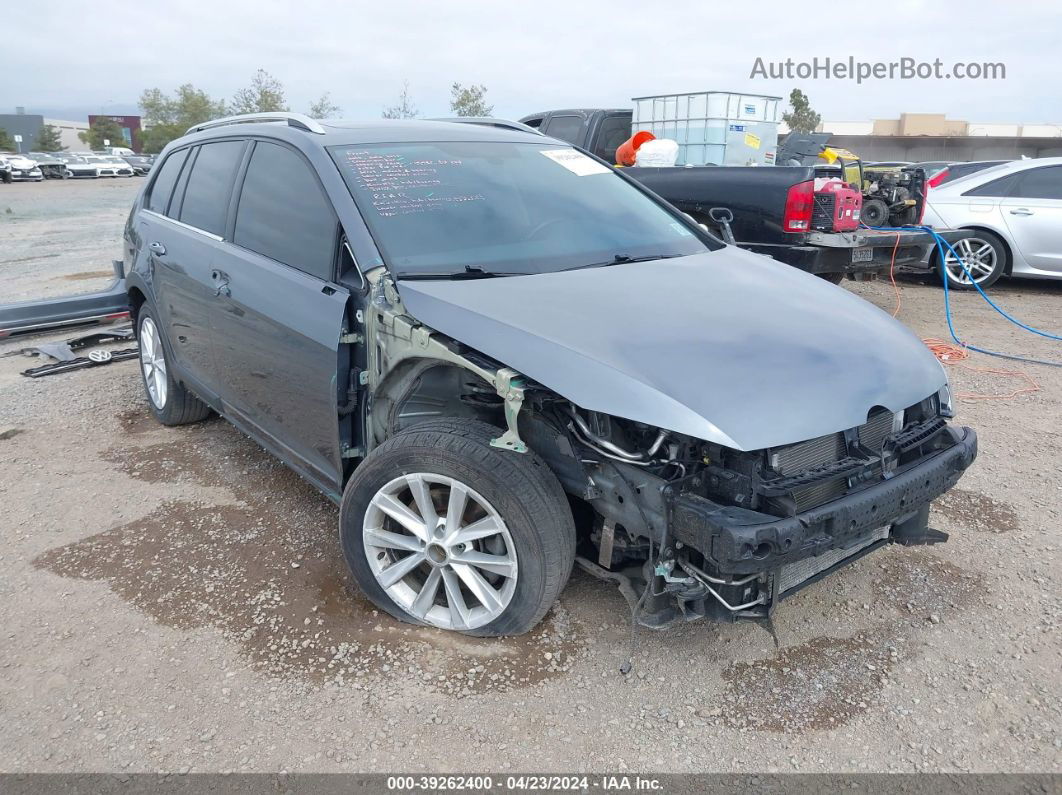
[186,112,326,136]
[429,117,544,135]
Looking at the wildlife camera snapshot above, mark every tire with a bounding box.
[340,418,576,636]
[136,305,211,426]
[935,230,1006,290]
[861,198,889,227]
[818,271,845,284]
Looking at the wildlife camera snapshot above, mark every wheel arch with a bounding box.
[127,286,147,327]
[369,357,503,449]
[935,225,1014,275]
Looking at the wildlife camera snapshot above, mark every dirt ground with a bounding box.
[1,179,1059,774]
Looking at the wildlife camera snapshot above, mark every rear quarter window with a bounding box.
[962,172,1021,198]
[146,148,189,216]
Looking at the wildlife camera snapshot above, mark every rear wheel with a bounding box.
[936,231,1006,290]
[137,306,211,426]
[340,419,576,636]
[818,271,845,284]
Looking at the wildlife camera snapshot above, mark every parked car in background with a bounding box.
[123,112,976,637]
[0,154,44,181]
[920,160,1008,188]
[122,154,154,175]
[0,155,12,184]
[922,157,1062,288]
[53,154,101,178]
[27,152,69,179]
[84,154,135,177]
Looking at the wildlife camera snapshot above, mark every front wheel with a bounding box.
[340,419,576,636]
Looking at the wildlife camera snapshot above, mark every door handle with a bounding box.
[148,241,166,256]
[1009,208,1034,216]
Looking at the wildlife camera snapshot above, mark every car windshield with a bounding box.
[329,140,715,277]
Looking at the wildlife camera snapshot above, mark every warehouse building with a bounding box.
[810,112,1062,161]
[0,110,90,152]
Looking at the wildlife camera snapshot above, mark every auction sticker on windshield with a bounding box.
[540,148,611,176]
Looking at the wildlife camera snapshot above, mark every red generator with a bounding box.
[813,178,862,232]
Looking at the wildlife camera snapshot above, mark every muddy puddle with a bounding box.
[719,633,894,732]
[36,412,583,694]
[933,488,1020,534]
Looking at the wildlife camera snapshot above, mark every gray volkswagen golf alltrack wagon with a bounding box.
[124,112,977,636]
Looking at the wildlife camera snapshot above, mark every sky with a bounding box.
[4,0,1060,126]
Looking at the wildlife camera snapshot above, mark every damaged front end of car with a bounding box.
[362,267,977,629]
[546,400,975,628]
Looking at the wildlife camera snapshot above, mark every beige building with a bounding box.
[802,112,1062,161]
[44,118,90,151]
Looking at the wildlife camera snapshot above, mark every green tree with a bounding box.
[381,81,419,119]
[449,82,492,117]
[34,124,64,151]
[308,92,341,119]
[0,128,15,151]
[79,117,127,150]
[231,69,288,115]
[138,84,228,153]
[782,89,821,134]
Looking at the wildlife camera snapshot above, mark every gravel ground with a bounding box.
[1,179,1059,774]
[1,177,137,302]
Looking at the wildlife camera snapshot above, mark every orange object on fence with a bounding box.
[615,131,655,166]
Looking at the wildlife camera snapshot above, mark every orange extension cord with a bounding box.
[884,234,1040,402]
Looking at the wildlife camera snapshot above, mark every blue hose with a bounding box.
[868,224,1062,368]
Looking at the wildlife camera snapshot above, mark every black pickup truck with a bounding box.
[518,108,968,282]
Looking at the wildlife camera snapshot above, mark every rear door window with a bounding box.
[233,141,338,280]
[543,115,584,144]
[178,140,245,236]
[146,148,189,216]
[591,115,632,164]
[1012,166,1062,200]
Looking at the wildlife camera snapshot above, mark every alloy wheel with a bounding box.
[943,237,998,285]
[363,473,518,630]
[139,316,168,409]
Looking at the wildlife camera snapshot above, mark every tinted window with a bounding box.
[592,115,632,164]
[179,141,245,236]
[329,141,713,278]
[234,142,337,280]
[147,148,188,215]
[963,172,1021,197]
[543,115,583,144]
[1012,166,1062,200]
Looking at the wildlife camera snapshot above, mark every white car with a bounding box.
[923,157,1062,289]
[55,154,101,178]
[84,154,135,177]
[0,153,44,182]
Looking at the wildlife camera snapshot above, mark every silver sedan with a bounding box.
[922,157,1062,289]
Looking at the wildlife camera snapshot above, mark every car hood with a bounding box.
[395,248,947,451]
